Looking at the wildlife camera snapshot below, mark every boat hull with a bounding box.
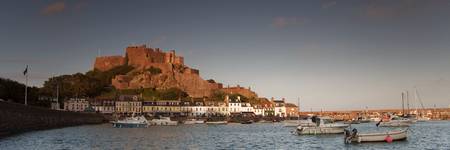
[297,126,346,135]
[206,121,228,125]
[149,121,178,126]
[112,122,148,128]
[379,121,411,127]
[184,120,205,124]
[352,129,407,143]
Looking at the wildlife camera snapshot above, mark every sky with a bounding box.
[1,0,450,111]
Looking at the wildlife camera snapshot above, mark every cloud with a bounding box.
[0,58,46,64]
[322,1,337,9]
[148,35,168,47]
[272,17,308,28]
[73,1,88,12]
[41,1,65,15]
[363,0,430,20]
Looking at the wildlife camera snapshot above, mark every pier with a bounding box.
[0,101,107,138]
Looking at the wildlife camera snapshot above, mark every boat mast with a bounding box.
[406,91,410,115]
[401,92,405,116]
[56,78,59,110]
[415,87,426,116]
[298,97,300,121]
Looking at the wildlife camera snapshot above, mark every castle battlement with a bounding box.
[94,45,184,71]
[94,55,126,71]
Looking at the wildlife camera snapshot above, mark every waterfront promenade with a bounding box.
[0,101,107,138]
[300,108,450,121]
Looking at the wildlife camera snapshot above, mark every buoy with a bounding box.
[385,135,393,143]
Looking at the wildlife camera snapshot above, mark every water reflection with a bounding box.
[1,121,449,149]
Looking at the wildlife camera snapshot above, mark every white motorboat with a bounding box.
[345,128,408,143]
[205,121,228,125]
[296,116,349,135]
[149,117,178,126]
[184,119,205,124]
[378,116,412,127]
[283,120,300,127]
[112,116,148,128]
[299,119,317,127]
[370,117,381,122]
[416,116,430,122]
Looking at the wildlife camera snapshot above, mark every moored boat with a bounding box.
[344,119,360,124]
[285,118,316,127]
[205,121,228,125]
[241,120,254,124]
[378,116,412,127]
[359,119,371,123]
[344,128,408,143]
[184,119,205,124]
[370,117,381,122]
[416,116,430,122]
[296,116,349,135]
[149,116,178,126]
[283,120,299,127]
[112,116,148,128]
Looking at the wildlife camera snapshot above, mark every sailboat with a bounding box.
[414,88,430,122]
[377,92,413,127]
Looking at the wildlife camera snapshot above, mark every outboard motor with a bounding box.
[344,128,358,144]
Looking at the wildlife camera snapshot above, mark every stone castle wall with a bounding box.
[125,45,184,69]
[94,45,184,71]
[98,44,221,98]
[94,56,126,71]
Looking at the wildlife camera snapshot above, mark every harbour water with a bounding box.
[1,121,449,149]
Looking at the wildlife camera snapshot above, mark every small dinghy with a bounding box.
[344,128,408,143]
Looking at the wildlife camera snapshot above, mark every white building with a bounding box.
[64,98,89,112]
[272,98,287,117]
[205,101,229,116]
[241,103,254,113]
[254,107,265,116]
[228,96,242,113]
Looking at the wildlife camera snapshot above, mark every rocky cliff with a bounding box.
[94,45,222,98]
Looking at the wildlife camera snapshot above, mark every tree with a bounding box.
[159,88,188,100]
[0,77,44,106]
[229,93,248,102]
[211,90,226,101]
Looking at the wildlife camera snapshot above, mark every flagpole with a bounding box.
[25,72,28,105]
[24,65,28,106]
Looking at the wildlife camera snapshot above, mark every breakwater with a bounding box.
[0,101,107,138]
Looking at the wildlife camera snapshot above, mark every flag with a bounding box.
[23,65,28,76]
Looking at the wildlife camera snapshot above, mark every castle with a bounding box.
[94,45,184,71]
[93,44,258,98]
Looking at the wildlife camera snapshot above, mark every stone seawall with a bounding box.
[0,102,107,138]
